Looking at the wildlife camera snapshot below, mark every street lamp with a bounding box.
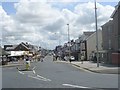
[67,24,71,62]
[94,0,99,67]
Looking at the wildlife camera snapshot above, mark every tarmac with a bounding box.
[55,60,119,74]
[1,60,119,74]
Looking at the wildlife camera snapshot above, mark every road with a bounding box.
[2,55,118,89]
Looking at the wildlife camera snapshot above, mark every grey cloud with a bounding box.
[43,18,65,32]
[1,1,115,49]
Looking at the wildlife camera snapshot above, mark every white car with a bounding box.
[70,56,75,61]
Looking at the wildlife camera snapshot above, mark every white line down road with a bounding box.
[37,75,51,81]
[28,75,49,81]
[62,84,90,88]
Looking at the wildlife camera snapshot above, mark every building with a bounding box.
[0,46,9,65]
[80,31,94,60]
[110,1,120,65]
[101,2,120,65]
[70,40,79,60]
[101,20,114,64]
[80,31,102,61]
[4,42,39,61]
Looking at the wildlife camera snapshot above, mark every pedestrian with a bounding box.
[93,55,97,63]
[26,56,30,70]
[56,55,58,61]
[81,55,84,64]
[40,56,44,62]
[69,57,71,63]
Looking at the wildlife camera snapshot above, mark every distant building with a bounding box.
[4,42,39,61]
[4,42,29,57]
[80,31,102,61]
[0,46,9,65]
[80,31,95,60]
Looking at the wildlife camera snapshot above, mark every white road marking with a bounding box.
[37,74,51,81]
[33,70,36,74]
[32,66,36,70]
[28,75,47,81]
[18,71,25,75]
[18,68,51,81]
[63,84,90,88]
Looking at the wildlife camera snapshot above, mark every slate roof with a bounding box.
[111,1,120,18]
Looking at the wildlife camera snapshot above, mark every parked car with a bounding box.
[70,56,75,61]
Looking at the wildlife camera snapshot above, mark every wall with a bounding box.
[112,6,119,51]
[102,20,113,50]
[87,30,102,60]
[112,53,120,65]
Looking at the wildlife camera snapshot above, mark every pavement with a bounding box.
[55,60,119,74]
[0,61,23,68]
[0,61,37,70]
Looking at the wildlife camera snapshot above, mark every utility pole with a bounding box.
[67,24,71,62]
[94,0,99,67]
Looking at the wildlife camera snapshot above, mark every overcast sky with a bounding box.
[0,0,119,49]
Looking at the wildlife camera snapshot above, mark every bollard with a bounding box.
[26,61,30,70]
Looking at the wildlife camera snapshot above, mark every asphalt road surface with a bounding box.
[2,55,118,89]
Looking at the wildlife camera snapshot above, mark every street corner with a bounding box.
[91,69,119,74]
[71,63,119,74]
[70,63,95,73]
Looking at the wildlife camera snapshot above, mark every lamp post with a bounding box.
[94,0,99,67]
[67,24,71,62]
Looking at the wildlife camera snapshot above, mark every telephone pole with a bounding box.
[67,24,71,62]
[95,0,99,67]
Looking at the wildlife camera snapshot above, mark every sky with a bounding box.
[0,0,119,49]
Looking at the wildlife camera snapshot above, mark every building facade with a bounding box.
[110,1,120,65]
[86,30,102,61]
[101,20,114,64]
[101,1,120,65]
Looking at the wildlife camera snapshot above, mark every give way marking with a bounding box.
[18,68,51,82]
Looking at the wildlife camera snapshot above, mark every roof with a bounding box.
[111,1,120,18]
[20,43,29,50]
[81,31,94,41]
[4,42,38,52]
[86,30,102,41]
[4,45,17,51]
[101,20,113,27]
[84,32,94,36]
[6,45,17,50]
[0,46,10,56]
[14,43,29,51]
